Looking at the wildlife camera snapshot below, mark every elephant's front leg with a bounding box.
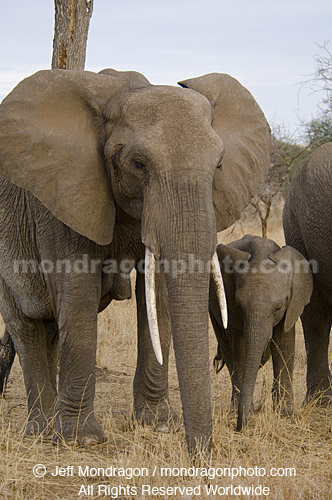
[270,323,295,416]
[44,319,59,396]
[53,267,105,445]
[134,267,174,430]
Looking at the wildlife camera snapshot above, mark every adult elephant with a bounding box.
[210,235,312,430]
[283,142,332,405]
[0,68,270,455]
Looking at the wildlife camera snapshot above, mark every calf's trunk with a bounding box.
[237,319,272,431]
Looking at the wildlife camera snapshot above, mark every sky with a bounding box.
[0,0,331,139]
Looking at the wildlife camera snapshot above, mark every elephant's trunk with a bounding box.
[163,247,213,455]
[237,317,272,431]
[142,172,217,455]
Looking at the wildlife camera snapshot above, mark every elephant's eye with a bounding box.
[216,153,224,170]
[273,303,283,319]
[134,160,146,171]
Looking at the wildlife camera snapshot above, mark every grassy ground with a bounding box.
[1,216,332,499]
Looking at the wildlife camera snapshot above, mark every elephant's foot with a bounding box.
[230,387,240,410]
[25,420,49,437]
[304,384,332,407]
[272,392,294,417]
[134,399,180,432]
[271,380,294,417]
[53,413,106,446]
[273,400,294,417]
[25,411,53,438]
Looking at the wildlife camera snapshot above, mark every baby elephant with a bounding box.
[209,234,313,430]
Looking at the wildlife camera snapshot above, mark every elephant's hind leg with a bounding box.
[13,318,57,436]
[0,330,15,395]
[0,278,56,434]
[302,284,332,405]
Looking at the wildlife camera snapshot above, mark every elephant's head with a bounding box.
[0,69,270,453]
[217,237,313,430]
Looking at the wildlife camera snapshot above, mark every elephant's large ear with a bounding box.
[0,70,135,245]
[269,246,313,332]
[178,73,271,231]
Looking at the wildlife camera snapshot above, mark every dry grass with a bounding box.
[1,217,332,499]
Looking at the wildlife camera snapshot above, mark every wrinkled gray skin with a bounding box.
[283,143,332,405]
[0,69,270,455]
[209,235,313,430]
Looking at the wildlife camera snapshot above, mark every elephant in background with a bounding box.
[209,235,313,430]
[0,68,270,455]
[283,142,332,405]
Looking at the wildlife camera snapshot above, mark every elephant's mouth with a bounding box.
[144,246,228,364]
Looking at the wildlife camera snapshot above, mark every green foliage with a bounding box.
[270,129,310,195]
[303,112,332,150]
[301,43,332,152]
[250,43,332,238]
[249,127,310,238]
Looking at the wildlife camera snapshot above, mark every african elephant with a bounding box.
[209,235,313,430]
[0,68,270,455]
[283,142,332,405]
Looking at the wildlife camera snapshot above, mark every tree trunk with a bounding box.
[52,0,93,70]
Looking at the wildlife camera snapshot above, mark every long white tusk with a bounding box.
[211,252,228,329]
[145,247,163,365]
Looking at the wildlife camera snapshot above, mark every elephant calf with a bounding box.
[209,234,313,430]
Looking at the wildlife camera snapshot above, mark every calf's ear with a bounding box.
[269,246,313,332]
[217,243,251,272]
